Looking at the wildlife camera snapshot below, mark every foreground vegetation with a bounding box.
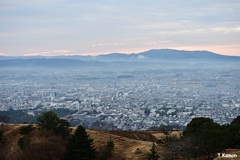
[0,111,240,160]
[158,116,240,160]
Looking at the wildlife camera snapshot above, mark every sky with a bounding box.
[0,0,240,56]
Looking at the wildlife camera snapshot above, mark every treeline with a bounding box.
[0,108,75,124]
[159,116,240,160]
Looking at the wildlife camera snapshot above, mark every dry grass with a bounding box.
[151,130,182,140]
[88,130,154,160]
[1,124,159,160]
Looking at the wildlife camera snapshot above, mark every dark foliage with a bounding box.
[65,125,96,160]
[99,140,114,160]
[19,125,34,135]
[163,116,240,160]
[37,111,59,131]
[0,124,3,144]
[0,115,10,123]
[51,108,75,118]
[228,115,240,148]
[0,110,35,124]
[0,129,2,143]
[148,143,159,160]
[18,135,30,150]
[37,111,70,138]
[148,124,185,131]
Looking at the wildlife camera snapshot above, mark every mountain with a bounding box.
[140,49,236,60]
[0,49,239,69]
[0,58,92,68]
[95,49,240,61]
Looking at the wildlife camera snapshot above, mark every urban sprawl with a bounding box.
[0,69,240,130]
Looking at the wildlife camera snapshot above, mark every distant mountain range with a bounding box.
[0,49,239,69]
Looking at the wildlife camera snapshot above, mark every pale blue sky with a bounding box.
[0,0,240,56]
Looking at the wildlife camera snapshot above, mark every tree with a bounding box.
[183,117,227,160]
[37,111,59,131]
[65,125,96,160]
[55,119,70,138]
[148,143,159,160]
[226,116,240,148]
[183,117,213,137]
[0,129,2,143]
[198,121,227,159]
[19,125,34,135]
[37,111,70,138]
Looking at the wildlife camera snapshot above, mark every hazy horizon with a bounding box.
[0,1,240,57]
[0,48,240,57]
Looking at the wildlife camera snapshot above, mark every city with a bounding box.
[0,65,239,130]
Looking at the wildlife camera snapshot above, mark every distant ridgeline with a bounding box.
[0,49,240,69]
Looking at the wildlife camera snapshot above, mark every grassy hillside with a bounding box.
[0,124,165,160]
[1,124,239,160]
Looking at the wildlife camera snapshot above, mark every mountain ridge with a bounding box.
[1,49,239,60]
[0,49,239,69]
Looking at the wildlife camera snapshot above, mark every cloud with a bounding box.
[0,52,6,56]
[143,41,172,45]
[1,0,240,56]
[211,27,240,33]
[23,50,71,56]
[90,42,124,47]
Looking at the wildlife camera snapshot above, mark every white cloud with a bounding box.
[212,27,240,33]
[23,50,71,56]
[0,52,6,56]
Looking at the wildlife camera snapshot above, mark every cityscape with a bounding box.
[1,61,239,130]
[1,1,240,159]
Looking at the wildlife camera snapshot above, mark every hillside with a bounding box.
[1,124,240,160]
[0,124,165,160]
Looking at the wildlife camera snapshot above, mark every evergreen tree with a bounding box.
[65,125,96,160]
[0,129,2,143]
[148,143,159,160]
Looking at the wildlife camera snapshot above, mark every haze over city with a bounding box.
[0,0,240,57]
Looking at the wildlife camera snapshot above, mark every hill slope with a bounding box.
[0,124,163,160]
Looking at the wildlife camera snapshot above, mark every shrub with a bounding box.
[99,140,114,160]
[148,143,159,160]
[18,135,30,150]
[19,125,34,135]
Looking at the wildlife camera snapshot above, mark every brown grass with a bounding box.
[1,125,159,160]
[151,130,182,140]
